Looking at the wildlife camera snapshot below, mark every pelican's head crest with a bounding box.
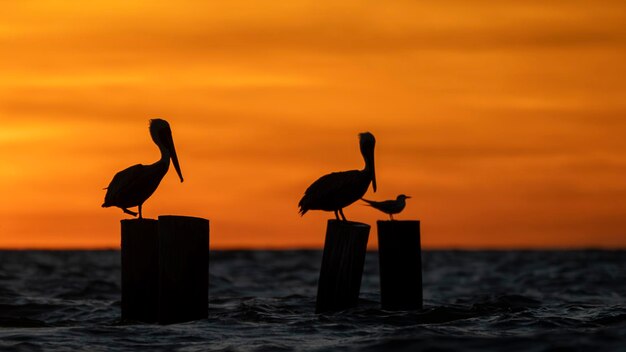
[359,132,375,147]
[149,118,173,147]
[150,118,170,134]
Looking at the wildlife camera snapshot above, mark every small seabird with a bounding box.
[362,194,411,220]
[102,119,184,218]
[298,132,377,221]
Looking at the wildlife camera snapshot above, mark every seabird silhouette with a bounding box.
[102,119,183,218]
[298,132,377,221]
[362,194,410,220]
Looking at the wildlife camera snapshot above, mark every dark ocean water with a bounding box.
[0,250,625,351]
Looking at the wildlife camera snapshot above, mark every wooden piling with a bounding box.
[315,220,370,313]
[377,220,422,310]
[121,218,159,322]
[157,215,210,324]
[120,216,209,324]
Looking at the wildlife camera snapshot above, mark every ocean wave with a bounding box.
[0,250,624,351]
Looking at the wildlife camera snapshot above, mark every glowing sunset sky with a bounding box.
[1,1,625,248]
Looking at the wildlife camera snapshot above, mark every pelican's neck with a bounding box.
[155,142,171,167]
[362,161,370,174]
[362,151,374,175]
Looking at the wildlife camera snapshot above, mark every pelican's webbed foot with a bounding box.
[122,208,138,217]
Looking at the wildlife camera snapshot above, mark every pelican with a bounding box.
[102,119,183,218]
[298,132,377,221]
[362,194,411,220]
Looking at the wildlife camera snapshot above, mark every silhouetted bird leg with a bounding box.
[339,209,347,221]
[334,210,340,220]
[138,204,143,219]
[123,208,138,217]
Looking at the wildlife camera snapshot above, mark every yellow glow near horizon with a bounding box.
[1,1,625,249]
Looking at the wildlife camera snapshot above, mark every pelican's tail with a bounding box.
[298,196,309,216]
[361,198,376,206]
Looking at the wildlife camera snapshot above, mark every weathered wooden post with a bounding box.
[121,215,209,324]
[121,218,159,322]
[377,220,422,310]
[316,220,370,313]
[157,215,209,324]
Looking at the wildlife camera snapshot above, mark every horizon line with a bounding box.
[1,245,624,251]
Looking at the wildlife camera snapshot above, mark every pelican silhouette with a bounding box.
[298,132,377,221]
[102,119,183,218]
[362,194,411,220]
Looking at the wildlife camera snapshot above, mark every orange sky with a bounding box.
[1,1,625,249]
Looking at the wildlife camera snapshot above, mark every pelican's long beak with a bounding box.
[366,151,376,192]
[161,127,184,182]
[372,158,377,192]
[171,141,184,183]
